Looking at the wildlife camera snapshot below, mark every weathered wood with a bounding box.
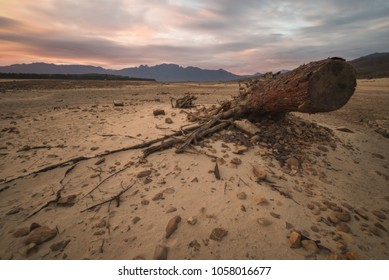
[243,57,356,114]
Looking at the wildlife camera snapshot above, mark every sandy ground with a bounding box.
[0,78,388,260]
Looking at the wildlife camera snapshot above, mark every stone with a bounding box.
[233,119,261,136]
[232,145,248,154]
[374,222,388,232]
[336,126,354,133]
[301,240,319,254]
[236,192,247,200]
[113,100,124,107]
[310,225,319,232]
[12,227,30,238]
[288,230,302,248]
[132,217,141,224]
[270,212,280,219]
[306,203,315,210]
[165,117,173,124]
[285,222,294,230]
[93,230,105,236]
[166,206,177,213]
[188,239,201,252]
[341,202,353,210]
[137,170,152,178]
[57,195,77,207]
[336,223,350,233]
[230,157,242,166]
[253,195,269,206]
[209,228,228,241]
[355,209,369,220]
[187,216,198,225]
[337,231,355,244]
[252,165,267,180]
[50,240,71,252]
[25,226,57,245]
[141,199,150,205]
[29,223,41,232]
[257,217,272,226]
[153,245,168,260]
[152,192,164,201]
[372,210,386,220]
[95,158,106,165]
[6,207,23,215]
[327,252,344,260]
[335,211,351,222]
[285,157,300,168]
[368,225,382,237]
[153,109,165,116]
[336,241,347,252]
[165,216,181,238]
[327,214,340,224]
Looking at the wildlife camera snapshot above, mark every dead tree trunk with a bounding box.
[237,57,357,115]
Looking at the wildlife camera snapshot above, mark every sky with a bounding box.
[0,0,388,74]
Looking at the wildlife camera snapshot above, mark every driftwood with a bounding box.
[171,94,197,108]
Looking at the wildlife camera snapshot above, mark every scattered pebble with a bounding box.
[372,210,386,220]
[209,228,228,241]
[270,212,280,219]
[25,226,57,245]
[166,206,177,213]
[187,216,198,225]
[12,227,30,238]
[257,217,272,226]
[288,230,302,248]
[355,209,369,220]
[301,240,319,254]
[153,109,165,116]
[252,165,267,180]
[165,216,181,238]
[236,192,247,200]
[50,240,71,252]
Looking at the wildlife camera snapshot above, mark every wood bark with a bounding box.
[239,57,357,115]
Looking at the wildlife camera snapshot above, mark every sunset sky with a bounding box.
[0,0,388,74]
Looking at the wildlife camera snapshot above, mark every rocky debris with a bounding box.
[165,216,181,239]
[132,217,141,224]
[153,109,165,116]
[6,207,23,215]
[95,158,106,165]
[165,117,173,124]
[327,214,340,225]
[209,228,228,241]
[230,157,242,166]
[301,240,319,254]
[288,230,302,248]
[232,145,248,154]
[252,165,267,180]
[57,195,77,207]
[310,225,319,232]
[29,223,41,232]
[368,225,382,237]
[50,240,71,252]
[346,251,361,260]
[214,163,221,180]
[336,223,351,233]
[188,239,201,252]
[285,157,300,168]
[187,216,198,225]
[153,245,168,260]
[236,192,247,200]
[171,94,197,109]
[327,252,344,260]
[137,169,152,178]
[286,222,294,230]
[141,199,150,205]
[93,230,105,236]
[233,119,261,136]
[354,209,369,220]
[375,222,387,232]
[25,226,57,245]
[113,100,124,107]
[372,210,386,220]
[257,217,272,226]
[254,196,269,206]
[12,227,30,238]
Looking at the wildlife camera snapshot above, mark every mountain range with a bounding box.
[0,53,388,81]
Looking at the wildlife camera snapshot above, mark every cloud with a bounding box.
[0,0,388,73]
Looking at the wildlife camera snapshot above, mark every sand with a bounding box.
[0,78,388,260]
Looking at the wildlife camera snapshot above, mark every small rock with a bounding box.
[336,241,347,252]
[93,230,105,236]
[29,223,41,232]
[233,119,261,136]
[137,169,152,178]
[336,223,351,233]
[327,214,340,224]
[317,145,329,152]
[165,117,173,124]
[25,226,57,245]
[153,245,168,260]
[152,192,164,201]
[153,109,165,116]
[57,195,77,207]
[375,222,388,232]
[301,240,319,254]
[6,207,23,215]
[143,177,152,184]
[311,209,321,215]
[50,240,71,252]
[209,228,228,241]
[252,165,267,180]
[368,225,382,237]
[95,158,106,165]
[141,199,150,205]
[288,230,302,248]
[355,209,369,220]
[253,195,269,206]
[191,177,199,183]
[306,203,315,210]
[113,100,124,107]
[188,240,201,251]
[132,217,141,224]
[166,206,177,213]
[230,157,242,166]
[327,252,344,260]
[335,211,351,222]
[240,205,246,212]
[286,222,294,230]
[285,157,300,168]
[336,127,354,133]
[232,145,248,154]
[187,216,198,225]
[257,217,272,226]
[165,216,181,238]
[337,231,355,244]
[12,227,30,238]
[237,192,247,200]
[372,210,386,220]
[90,146,99,151]
[270,212,280,219]
[341,202,353,210]
[311,225,319,232]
